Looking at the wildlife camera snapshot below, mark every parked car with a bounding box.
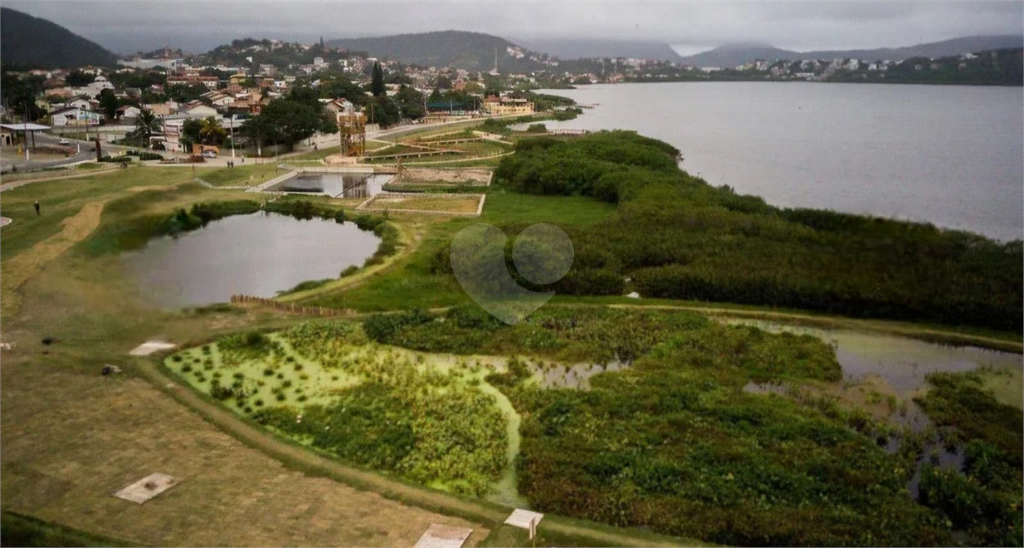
[58,138,70,145]
[202,150,217,159]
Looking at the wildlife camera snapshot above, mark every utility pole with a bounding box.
[23,104,30,161]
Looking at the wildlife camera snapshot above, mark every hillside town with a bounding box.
[1,35,1020,163]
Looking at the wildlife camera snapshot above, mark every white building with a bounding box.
[179,103,219,119]
[49,107,101,126]
[160,117,187,152]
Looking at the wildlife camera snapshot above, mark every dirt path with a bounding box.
[134,360,691,547]
[0,202,106,319]
[0,166,119,193]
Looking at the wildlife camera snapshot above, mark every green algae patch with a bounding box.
[164,320,517,499]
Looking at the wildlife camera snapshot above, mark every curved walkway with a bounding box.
[0,165,119,193]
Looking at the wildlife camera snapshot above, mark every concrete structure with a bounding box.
[481,96,534,116]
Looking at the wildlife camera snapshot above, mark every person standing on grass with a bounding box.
[34,201,40,215]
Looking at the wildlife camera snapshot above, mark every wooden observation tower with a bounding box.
[338,112,367,157]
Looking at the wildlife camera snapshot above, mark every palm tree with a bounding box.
[133,110,161,149]
[199,116,226,145]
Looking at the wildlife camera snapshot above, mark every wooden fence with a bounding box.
[230,295,355,316]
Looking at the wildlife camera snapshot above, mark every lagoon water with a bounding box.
[122,212,380,309]
[538,82,1023,241]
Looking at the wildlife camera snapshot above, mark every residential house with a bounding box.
[147,101,178,117]
[160,117,187,152]
[178,102,219,119]
[49,106,101,127]
[115,105,142,121]
[208,92,234,108]
[323,99,355,117]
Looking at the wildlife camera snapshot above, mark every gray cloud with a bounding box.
[4,0,1022,54]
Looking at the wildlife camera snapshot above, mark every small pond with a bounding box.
[270,172,392,198]
[121,211,380,309]
[724,319,1022,398]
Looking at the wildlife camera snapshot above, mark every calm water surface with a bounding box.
[122,212,380,308]
[538,82,1023,241]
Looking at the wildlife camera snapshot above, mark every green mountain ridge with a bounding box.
[0,7,118,69]
[325,30,552,72]
[680,34,1024,68]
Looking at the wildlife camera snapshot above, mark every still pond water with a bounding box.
[537,82,1023,241]
[121,212,380,309]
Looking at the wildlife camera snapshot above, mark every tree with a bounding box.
[371,61,384,97]
[241,99,323,147]
[435,74,452,90]
[98,89,120,120]
[199,116,226,145]
[318,75,368,106]
[166,83,208,103]
[181,119,203,152]
[132,110,161,148]
[288,85,321,108]
[65,70,95,87]
[2,71,45,122]
[395,85,425,120]
[365,97,401,129]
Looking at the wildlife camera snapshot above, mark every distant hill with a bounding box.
[679,35,1024,68]
[515,38,684,62]
[678,42,796,68]
[326,30,548,72]
[0,7,118,69]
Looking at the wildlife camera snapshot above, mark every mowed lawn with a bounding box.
[305,191,617,311]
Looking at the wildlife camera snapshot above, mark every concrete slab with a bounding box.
[413,524,473,548]
[129,341,177,356]
[113,473,180,504]
[504,509,544,529]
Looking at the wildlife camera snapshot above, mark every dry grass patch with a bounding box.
[365,194,482,214]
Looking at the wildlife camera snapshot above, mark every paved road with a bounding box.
[0,134,129,174]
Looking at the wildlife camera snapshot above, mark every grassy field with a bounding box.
[365,194,483,214]
[0,165,705,547]
[0,170,496,547]
[194,163,285,187]
[453,140,514,157]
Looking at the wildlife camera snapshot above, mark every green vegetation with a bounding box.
[354,306,1024,545]
[829,49,1023,86]
[913,372,1023,546]
[493,131,1022,331]
[196,163,281,187]
[166,320,510,498]
[0,7,118,69]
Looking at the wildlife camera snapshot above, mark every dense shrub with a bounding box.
[189,200,261,224]
[490,131,1022,331]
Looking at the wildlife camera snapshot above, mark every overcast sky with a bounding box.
[5,0,1023,55]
